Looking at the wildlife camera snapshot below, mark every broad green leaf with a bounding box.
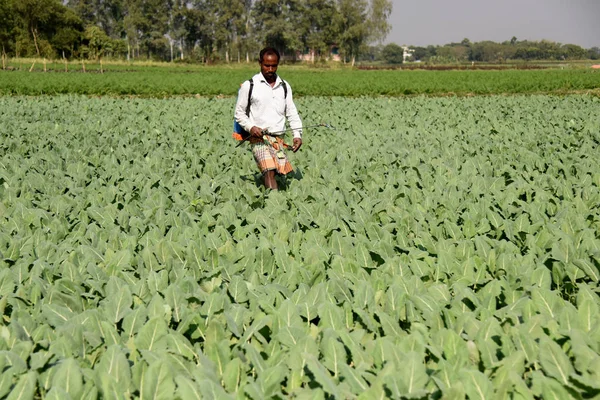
[257,365,285,398]
[338,363,369,395]
[222,358,243,393]
[6,371,37,400]
[431,359,461,391]
[206,339,230,378]
[486,209,504,230]
[166,332,197,361]
[134,317,168,351]
[227,276,249,303]
[539,338,574,385]
[395,332,431,361]
[532,373,572,400]
[100,321,121,346]
[512,329,539,363]
[239,316,271,346]
[44,387,71,400]
[244,382,265,400]
[551,238,574,265]
[577,298,599,333]
[105,249,133,273]
[398,351,429,396]
[102,284,132,324]
[51,358,83,399]
[531,289,559,319]
[573,259,599,282]
[558,302,581,332]
[338,330,372,368]
[95,345,131,388]
[99,375,127,400]
[140,360,175,400]
[175,376,202,400]
[304,354,340,398]
[321,334,345,378]
[275,299,303,330]
[122,306,148,339]
[529,266,551,289]
[493,351,526,384]
[0,368,17,398]
[243,344,266,374]
[200,292,225,319]
[0,268,15,298]
[275,326,307,348]
[42,304,74,327]
[198,378,232,400]
[433,329,468,367]
[317,303,344,330]
[376,311,403,338]
[459,368,492,400]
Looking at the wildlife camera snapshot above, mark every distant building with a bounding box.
[402,46,415,62]
[298,45,341,62]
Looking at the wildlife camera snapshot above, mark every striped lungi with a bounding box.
[250,135,293,175]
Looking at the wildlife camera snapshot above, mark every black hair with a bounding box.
[259,47,280,63]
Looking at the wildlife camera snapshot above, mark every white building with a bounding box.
[402,46,415,62]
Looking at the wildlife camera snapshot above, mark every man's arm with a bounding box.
[284,83,302,139]
[284,82,303,152]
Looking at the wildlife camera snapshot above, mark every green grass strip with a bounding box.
[0,68,599,97]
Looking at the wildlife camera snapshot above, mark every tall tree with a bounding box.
[335,0,368,65]
[97,0,125,38]
[382,42,402,64]
[13,0,82,57]
[560,44,587,60]
[208,0,248,62]
[367,0,391,44]
[0,0,16,56]
[66,0,125,38]
[65,0,96,26]
[51,7,83,58]
[469,41,505,62]
[188,0,219,62]
[166,0,186,60]
[252,0,305,58]
[140,0,170,59]
[300,0,339,61]
[122,0,144,59]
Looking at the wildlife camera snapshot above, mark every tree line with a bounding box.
[0,0,391,64]
[1,0,597,66]
[374,38,599,65]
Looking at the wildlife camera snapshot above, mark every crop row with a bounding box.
[1,95,599,399]
[0,69,599,96]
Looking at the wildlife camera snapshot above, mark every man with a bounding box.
[234,47,303,190]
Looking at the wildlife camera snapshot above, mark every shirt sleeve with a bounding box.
[234,80,253,132]
[284,82,303,139]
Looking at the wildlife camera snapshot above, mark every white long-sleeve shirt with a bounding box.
[234,73,303,139]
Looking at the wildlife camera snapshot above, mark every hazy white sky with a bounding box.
[386,0,600,48]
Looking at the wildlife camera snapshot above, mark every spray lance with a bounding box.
[235,123,336,148]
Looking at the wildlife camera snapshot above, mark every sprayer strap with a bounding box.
[245,78,287,117]
[245,79,253,117]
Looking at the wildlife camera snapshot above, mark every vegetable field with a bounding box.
[1,95,600,399]
[1,68,599,96]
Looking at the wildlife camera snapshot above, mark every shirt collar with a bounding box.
[258,73,282,87]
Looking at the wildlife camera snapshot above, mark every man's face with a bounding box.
[260,53,279,83]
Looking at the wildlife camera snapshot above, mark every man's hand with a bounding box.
[292,138,302,152]
[250,126,263,138]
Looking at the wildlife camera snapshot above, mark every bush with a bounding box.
[382,43,404,64]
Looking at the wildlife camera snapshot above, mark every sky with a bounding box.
[386,0,600,49]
